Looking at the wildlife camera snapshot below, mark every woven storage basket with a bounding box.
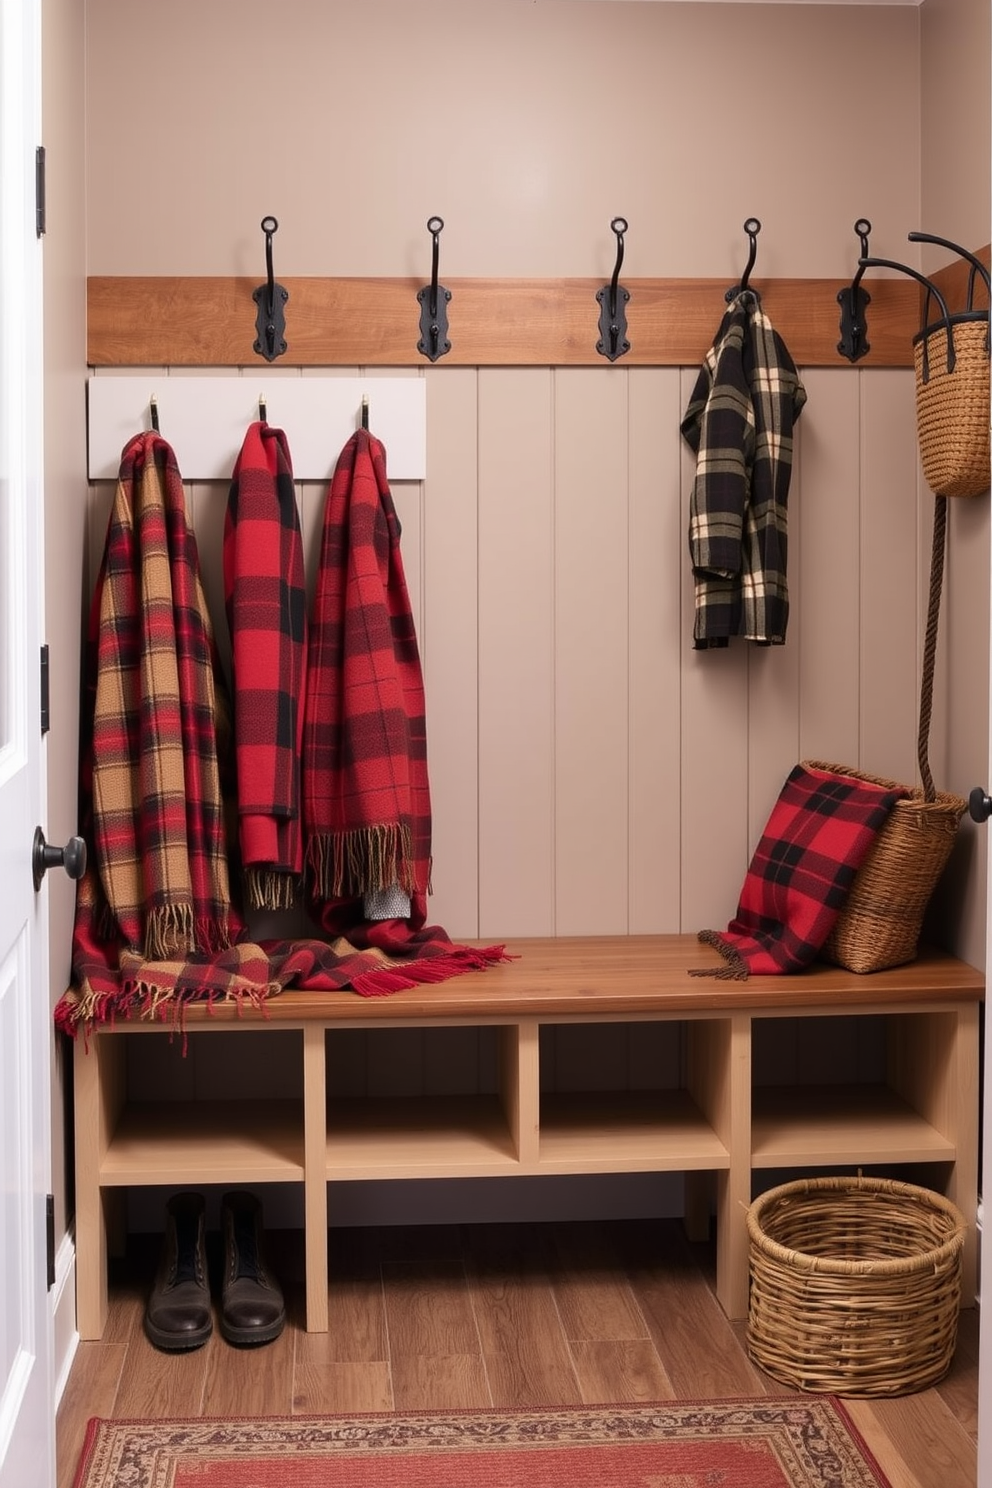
[912,236,990,500]
[746,1176,965,1397]
[805,760,965,974]
[914,315,990,499]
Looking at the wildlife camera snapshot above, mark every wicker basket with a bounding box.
[746,1176,965,1397]
[914,315,990,499]
[805,760,966,974]
[912,236,990,500]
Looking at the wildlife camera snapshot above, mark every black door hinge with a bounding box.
[46,1194,55,1290]
[40,644,49,734]
[35,146,46,237]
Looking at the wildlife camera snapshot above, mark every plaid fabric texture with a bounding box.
[54,428,507,1036]
[303,428,431,914]
[682,291,807,649]
[224,421,308,910]
[693,763,907,979]
[61,433,269,1029]
[301,428,506,986]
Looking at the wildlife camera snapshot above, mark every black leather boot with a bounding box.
[220,1191,286,1346]
[144,1192,212,1351]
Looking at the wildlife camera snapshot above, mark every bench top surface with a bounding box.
[136,934,985,1028]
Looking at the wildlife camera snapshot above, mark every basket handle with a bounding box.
[908,231,991,310]
[858,256,954,381]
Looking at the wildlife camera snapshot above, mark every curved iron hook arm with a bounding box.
[726,218,761,302]
[596,216,630,361]
[859,254,956,376]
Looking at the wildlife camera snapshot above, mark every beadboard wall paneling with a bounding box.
[88,360,922,953]
[628,369,683,935]
[860,370,923,786]
[424,369,483,939]
[795,369,862,764]
[554,369,631,935]
[477,369,556,938]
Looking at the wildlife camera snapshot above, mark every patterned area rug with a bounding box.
[73,1399,892,1487]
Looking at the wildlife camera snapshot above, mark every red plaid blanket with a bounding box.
[693,763,907,978]
[224,420,308,910]
[301,428,505,986]
[58,433,274,1031]
[303,428,431,910]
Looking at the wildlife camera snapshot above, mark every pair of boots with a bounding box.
[144,1191,286,1351]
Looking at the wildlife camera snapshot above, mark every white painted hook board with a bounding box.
[87,376,427,482]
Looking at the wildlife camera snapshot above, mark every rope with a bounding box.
[918,495,947,804]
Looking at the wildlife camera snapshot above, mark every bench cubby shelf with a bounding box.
[72,935,984,1339]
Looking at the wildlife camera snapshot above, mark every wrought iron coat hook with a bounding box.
[253,215,289,362]
[726,218,762,302]
[149,395,160,432]
[858,254,956,375]
[837,219,873,363]
[417,216,451,362]
[596,217,630,361]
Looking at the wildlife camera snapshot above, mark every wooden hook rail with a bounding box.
[87,274,921,369]
[87,253,988,371]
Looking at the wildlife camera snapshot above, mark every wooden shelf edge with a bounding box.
[87,273,926,370]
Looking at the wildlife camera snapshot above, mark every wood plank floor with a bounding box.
[56,1217,979,1488]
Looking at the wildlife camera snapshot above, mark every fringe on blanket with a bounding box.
[350,943,510,998]
[306,823,420,900]
[688,929,750,981]
[245,868,299,912]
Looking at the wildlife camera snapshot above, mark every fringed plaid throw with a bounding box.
[301,428,506,990]
[692,763,907,980]
[224,420,308,911]
[57,433,280,1033]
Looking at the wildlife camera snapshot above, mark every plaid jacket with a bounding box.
[681,291,807,648]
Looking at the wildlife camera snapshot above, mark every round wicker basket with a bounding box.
[746,1176,965,1397]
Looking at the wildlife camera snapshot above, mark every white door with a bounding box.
[0,1,54,1486]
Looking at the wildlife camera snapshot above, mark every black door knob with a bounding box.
[968,787,992,824]
[32,827,87,892]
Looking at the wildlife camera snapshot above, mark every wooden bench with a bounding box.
[72,934,984,1339]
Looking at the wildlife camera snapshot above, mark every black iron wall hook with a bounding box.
[837,218,873,363]
[417,216,451,362]
[253,215,289,362]
[596,216,630,361]
[726,218,762,302]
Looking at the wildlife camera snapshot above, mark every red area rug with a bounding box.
[73,1399,891,1487]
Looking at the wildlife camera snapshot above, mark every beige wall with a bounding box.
[84,0,921,281]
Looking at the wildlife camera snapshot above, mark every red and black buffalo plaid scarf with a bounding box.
[224,420,308,911]
[691,763,907,979]
[57,433,278,1035]
[297,428,505,993]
